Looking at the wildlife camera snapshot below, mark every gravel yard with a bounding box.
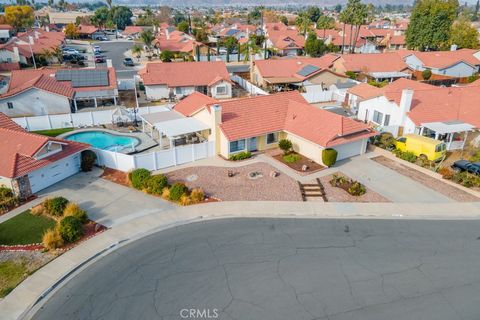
[166,163,303,201]
[372,156,480,202]
[319,173,390,203]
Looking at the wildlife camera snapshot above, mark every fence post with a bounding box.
[69,113,74,127]
[173,147,177,166]
[47,115,52,129]
[24,117,30,131]
[114,151,118,170]
[90,112,94,126]
[191,144,195,162]
[152,152,157,170]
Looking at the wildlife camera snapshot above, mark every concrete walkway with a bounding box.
[2,199,480,320]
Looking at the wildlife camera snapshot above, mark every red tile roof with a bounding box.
[338,52,409,73]
[265,23,305,50]
[0,113,89,178]
[215,91,375,147]
[0,29,65,57]
[154,30,201,53]
[174,91,218,116]
[254,55,341,80]
[139,61,230,87]
[122,26,143,35]
[77,25,98,35]
[2,67,117,99]
[406,49,480,69]
[347,82,382,99]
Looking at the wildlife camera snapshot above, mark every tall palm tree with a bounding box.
[317,16,335,39]
[131,44,142,61]
[140,30,155,58]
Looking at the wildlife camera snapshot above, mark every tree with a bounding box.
[221,36,238,63]
[334,4,342,13]
[177,21,189,33]
[406,0,459,51]
[317,15,335,38]
[449,18,479,49]
[247,6,263,24]
[305,6,322,23]
[305,31,327,57]
[160,50,174,62]
[131,44,142,61]
[295,12,312,35]
[422,69,432,80]
[91,6,110,29]
[474,0,480,21]
[105,0,112,9]
[140,29,155,52]
[173,11,186,25]
[111,6,133,30]
[64,23,79,39]
[5,5,34,30]
[194,28,208,43]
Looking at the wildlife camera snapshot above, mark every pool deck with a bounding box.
[59,128,158,154]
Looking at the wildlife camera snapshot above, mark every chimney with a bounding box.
[106,59,113,68]
[34,31,40,39]
[399,89,413,125]
[28,36,34,45]
[46,26,50,32]
[13,47,20,62]
[166,29,170,40]
[211,104,222,154]
[326,34,333,44]
[450,44,457,51]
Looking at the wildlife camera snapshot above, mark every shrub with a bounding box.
[43,197,69,217]
[144,175,168,195]
[169,183,188,201]
[190,188,205,203]
[422,69,432,80]
[179,194,192,206]
[278,139,293,155]
[42,229,63,250]
[322,148,338,167]
[283,153,301,163]
[452,171,480,188]
[229,151,252,161]
[129,168,151,190]
[345,71,357,80]
[438,167,454,180]
[392,149,417,163]
[63,202,88,223]
[348,181,366,196]
[58,216,84,243]
[0,186,18,214]
[30,205,44,216]
[470,150,480,162]
[161,187,170,200]
[376,132,396,150]
[0,186,14,199]
[80,150,97,172]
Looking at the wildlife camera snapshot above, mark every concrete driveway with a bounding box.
[38,169,174,227]
[31,218,480,320]
[339,157,453,203]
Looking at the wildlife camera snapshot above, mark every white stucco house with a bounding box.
[356,78,480,150]
[0,113,89,198]
[139,61,233,101]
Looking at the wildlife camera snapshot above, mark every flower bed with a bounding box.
[329,174,366,196]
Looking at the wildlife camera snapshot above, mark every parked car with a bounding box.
[62,53,84,61]
[62,48,79,55]
[93,45,102,53]
[123,57,134,66]
[126,36,134,40]
[94,55,105,63]
[395,134,447,161]
[452,160,480,175]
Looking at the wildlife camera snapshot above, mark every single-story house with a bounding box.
[139,61,232,100]
[153,29,209,57]
[402,48,480,79]
[332,52,411,82]
[0,112,89,198]
[76,25,104,40]
[0,24,13,43]
[171,91,377,165]
[264,23,305,56]
[122,26,143,38]
[0,67,118,117]
[356,78,480,150]
[250,55,346,91]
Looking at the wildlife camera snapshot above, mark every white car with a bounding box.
[63,48,79,55]
[93,45,101,52]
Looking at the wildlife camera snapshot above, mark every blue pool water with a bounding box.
[65,131,139,151]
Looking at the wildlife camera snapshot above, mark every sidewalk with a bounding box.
[3,201,480,320]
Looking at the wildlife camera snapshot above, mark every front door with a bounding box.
[247,137,257,152]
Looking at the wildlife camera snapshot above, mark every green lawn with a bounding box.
[0,211,56,245]
[0,260,28,298]
[33,127,74,137]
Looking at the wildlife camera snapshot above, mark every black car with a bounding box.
[123,58,134,66]
[452,160,480,175]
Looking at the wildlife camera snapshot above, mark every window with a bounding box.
[7,102,13,109]
[373,110,383,124]
[397,137,406,143]
[384,114,391,126]
[229,139,246,153]
[266,132,278,144]
[216,85,227,95]
[175,87,183,95]
[435,143,446,152]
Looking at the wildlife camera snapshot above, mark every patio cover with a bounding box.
[154,118,210,138]
[422,120,475,134]
[141,110,183,126]
[368,71,411,79]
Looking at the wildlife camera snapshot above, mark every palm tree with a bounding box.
[140,30,155,59]
[131,44,142,61]
[317,16,335,40]
[295,13,312,36]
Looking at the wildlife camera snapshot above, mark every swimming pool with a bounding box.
[65,131,140,151]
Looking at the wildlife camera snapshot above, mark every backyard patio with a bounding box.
[166,163,303,201]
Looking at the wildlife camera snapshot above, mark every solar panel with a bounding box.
[55,69,109,87]
[226,29,239,36]
[296,64,320,77]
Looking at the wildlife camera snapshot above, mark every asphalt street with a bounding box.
[94,40,138,79]
[31,217,480,320]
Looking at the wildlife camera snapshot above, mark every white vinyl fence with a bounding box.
[301,90,334,104]
[117,79,136,90]
[231,74,269,96]
[12,105,172,131]
[95,141,215,172]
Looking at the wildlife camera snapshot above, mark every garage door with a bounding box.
[28,154,81,194]
[334,140,365,161]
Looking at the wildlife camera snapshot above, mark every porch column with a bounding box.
[462,131,469,149]
[419,127,424,136]
[159,132,163,148]
[94,97,98,108]
[113,96,117,106]
[434,132,439,140]
[448,133,454,150]
[169,138,173,149]
[73,99,78,112]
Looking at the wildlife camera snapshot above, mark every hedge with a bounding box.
[322,148,338,167]
[129,168,151,190]
[44,197,69,217]
[144,175,168,195]
[58,216,83,243]
[169,183,188,201]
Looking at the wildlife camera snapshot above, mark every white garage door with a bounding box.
[334,140,365,161]
[28,154,81,194]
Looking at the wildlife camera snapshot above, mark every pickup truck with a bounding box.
[451,160,480,175]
